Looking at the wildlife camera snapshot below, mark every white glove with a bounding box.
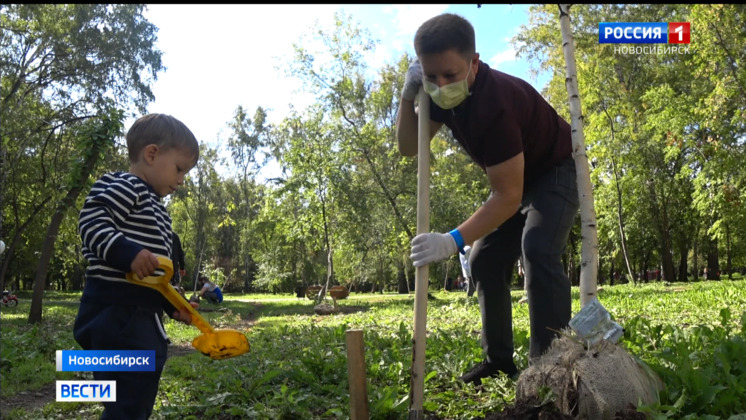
[402,59,423,101]
[410,232,458,267]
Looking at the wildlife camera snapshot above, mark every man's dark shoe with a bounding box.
[460,360,519,385]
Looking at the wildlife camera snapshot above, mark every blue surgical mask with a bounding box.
[423,62,473,109]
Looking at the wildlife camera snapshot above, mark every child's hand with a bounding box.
[130,249,159,280]
[171,302,199,325]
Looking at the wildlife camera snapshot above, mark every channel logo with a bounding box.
[56,380,116,402]
[56,350,155,372]
[599,22,690,44]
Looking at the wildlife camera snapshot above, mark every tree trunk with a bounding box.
[692,227,699,281]
[318,190,332,302]
[610,155,635,285]
[677,241,689,282]
[401,252,412,294]
[28,113,118,323]
[706,237,720,280]
[442,258,451,291]
[646,179,676,283]
[397,261,409,294]
[559,4,598,307]
[29,210,67,323]
[0,197,53,290]
[0,138,5,269]
[726,224,732,280]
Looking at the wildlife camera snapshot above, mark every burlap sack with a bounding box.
[516,334,663,419]
[314,302,337,315]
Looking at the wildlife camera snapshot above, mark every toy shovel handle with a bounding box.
[126,256,215,334]
[125,256,174,289]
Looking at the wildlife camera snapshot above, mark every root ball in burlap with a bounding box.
[313,302,337,315]
[516,334,663,419]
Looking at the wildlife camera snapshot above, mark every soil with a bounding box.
[0,382,57,415]
[0,341,206,416]
[313,302,368,316]
[612,403,648,420]
[1,304,261,417]
[474,400,647,420]
[479,398,575,420]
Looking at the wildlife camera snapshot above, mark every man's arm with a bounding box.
[396,59,442,156]
[456,152,524,245]
[396,99,443,157]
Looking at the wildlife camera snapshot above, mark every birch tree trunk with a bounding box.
[559,4,598,307]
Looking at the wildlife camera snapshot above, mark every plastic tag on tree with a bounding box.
[568,298,624,345]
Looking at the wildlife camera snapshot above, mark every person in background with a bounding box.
[459,245,476,296]
[198,275,223,304]
[73,113,200,419]
[517,255,528,304]
[396,13,579,385]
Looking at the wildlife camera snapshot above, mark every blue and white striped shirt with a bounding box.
[79,172,174,308]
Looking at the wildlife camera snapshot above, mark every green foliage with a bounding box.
[5,4,746,416]
[626,308,746,418]
[1,3,163,292]
[514,4,746,285]
[7,282,746,419]
[0,297,80,397]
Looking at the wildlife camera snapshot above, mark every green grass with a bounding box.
[2,281,746,419]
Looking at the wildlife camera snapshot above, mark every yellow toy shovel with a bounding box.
[126,256,250,360]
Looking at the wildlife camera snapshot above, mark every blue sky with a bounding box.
[139,4,549,176]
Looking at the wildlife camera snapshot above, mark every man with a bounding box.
[459,245,475,296]
[198,276,223,304]
[396,13,579,385]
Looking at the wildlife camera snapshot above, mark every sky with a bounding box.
[138,4,550,178]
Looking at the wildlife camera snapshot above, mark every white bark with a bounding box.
[559,4,598,307]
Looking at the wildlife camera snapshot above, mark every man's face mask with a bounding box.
[423,60,473,110]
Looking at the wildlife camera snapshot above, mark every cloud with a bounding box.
[384,5,450,39]
[488,48,518,67]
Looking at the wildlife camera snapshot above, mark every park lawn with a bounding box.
[1,280,745,419]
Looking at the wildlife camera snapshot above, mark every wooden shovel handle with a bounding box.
[409,86,430,419]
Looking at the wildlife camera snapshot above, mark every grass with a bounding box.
[1,280,746,419]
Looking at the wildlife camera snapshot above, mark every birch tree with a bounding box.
[559,4,598,306]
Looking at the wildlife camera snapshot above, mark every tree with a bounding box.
[225,106,270,291]
[28,109,123,323]
[1,4,164,292]
[516,5,746,286]
[559,4,597,306]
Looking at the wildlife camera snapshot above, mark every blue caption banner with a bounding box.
[599,22,668,44]
[56,350,155,372]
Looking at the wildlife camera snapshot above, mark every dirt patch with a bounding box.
[475,400,646,420]
[196,307,227,312]
[313,303,368,316]
[0,345,198,416]
[480,398,575,420]
[0,381,56,415]
[168,343,197,358]
[612,403,648,419]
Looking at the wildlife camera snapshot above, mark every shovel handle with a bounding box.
[409,86,430,419]
[126,256,215,334]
